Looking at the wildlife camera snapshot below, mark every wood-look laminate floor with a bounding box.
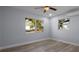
[1,39,79,52]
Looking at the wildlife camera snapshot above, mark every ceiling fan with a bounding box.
[35,6,57,13]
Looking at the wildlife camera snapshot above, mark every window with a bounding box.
[36,20,43,32]
[25,18,35,32]
[25,18,44,32]
[58,18,70,30]
[63,21,69,30]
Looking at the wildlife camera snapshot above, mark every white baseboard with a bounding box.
[0,38,50,50]
[51,38,79,46]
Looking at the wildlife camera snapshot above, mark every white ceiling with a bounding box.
[12,6,79,17]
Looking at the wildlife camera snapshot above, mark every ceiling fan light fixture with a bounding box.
[44,7,49,11]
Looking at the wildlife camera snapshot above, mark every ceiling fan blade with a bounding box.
[49,7,57,11]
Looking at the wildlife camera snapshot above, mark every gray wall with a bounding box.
[0,7,4,47]
[1,7,50,47]
[0,8,2,46]
[50,11,79,44]
[2,6,79,48]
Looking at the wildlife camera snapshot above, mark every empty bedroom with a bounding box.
[0,6,79,52]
